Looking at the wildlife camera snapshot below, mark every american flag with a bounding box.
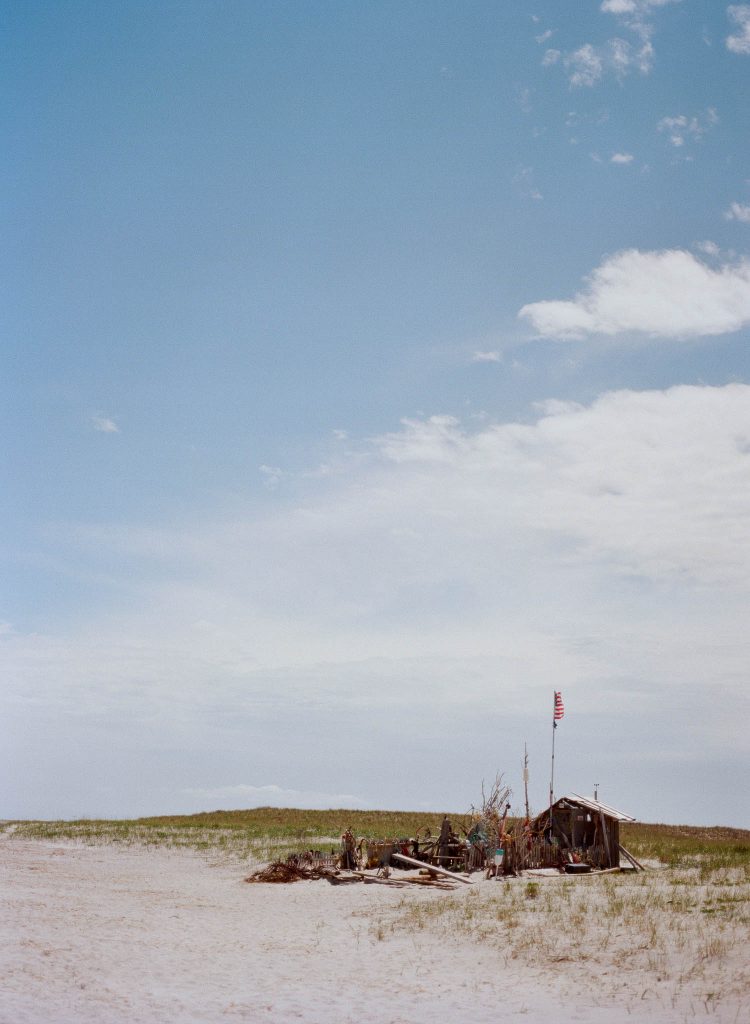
[554,690,565,722]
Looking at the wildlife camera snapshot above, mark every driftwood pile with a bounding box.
[244,858,458,889]
[245,861,339,884]
[245,773,641,888]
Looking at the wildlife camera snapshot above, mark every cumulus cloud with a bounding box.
[601,0,681,14]
[565,44,604,87]
[727,4,750,54]
[725,201,750,222]
[92,414,119,433]
[560,37,652,87]
[696,240,720,256]
[370,387,750,586]
[610,152,634,163]
[471,350,502,363]
[518,248,750,340]
[551,0,680,86]
[657,109,718,147]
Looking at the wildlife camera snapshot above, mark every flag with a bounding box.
[554,690,564,722]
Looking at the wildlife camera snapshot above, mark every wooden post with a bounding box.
[599,810,612,868]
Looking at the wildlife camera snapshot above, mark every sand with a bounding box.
[1,837,747,1023]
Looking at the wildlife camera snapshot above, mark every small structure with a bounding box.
[532,793,635,870]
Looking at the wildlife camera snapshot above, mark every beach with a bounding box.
[2,834,747,1023]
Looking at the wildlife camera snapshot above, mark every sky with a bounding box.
[2,0,750,827]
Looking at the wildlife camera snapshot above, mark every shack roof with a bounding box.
[563,793,635,823]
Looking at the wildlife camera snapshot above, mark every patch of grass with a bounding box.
[8,812,749,874]
[6,807,460,860]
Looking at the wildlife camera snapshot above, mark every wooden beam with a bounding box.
[391,852,472,883]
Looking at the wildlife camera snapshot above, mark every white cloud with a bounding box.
[181,783,369,810]
[559,36,654,87]
[92,414,120,433]
[565,44,604,87]
[725,201,750,222]
[471,350,502,363]
[5,383,750,822]
[657,109,718,147]
[518,248,750,340]
[696,240,720,256]
[610,152,634,163]
[535,29,554,44]
[601,0,680,13]
[727,4,750,54]
[542,48,561,66]
[551,0,681,86]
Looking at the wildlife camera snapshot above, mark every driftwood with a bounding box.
[245,860,457,889]
[245,861,339,884]
[391,852,472,883]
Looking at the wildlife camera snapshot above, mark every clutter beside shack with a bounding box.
[245,779,642,889]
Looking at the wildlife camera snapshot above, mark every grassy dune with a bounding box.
[7,807,453,862]
[8,808,750,870]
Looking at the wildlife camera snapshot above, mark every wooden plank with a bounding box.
[599,810,612,868]
[391,852,472,883]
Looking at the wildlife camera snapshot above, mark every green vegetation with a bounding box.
[8,809,748,867]
[620,821,750,873]
[6,807,457,862]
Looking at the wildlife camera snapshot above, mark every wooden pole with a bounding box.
[599,810,612,868]
[549,694,557,809]
[390,852,472,883]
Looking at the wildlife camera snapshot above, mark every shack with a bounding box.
[532,793,636,870]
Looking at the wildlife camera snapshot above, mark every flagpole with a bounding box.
[549,691,557,809]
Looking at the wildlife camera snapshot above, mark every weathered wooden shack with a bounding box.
[532,793,635,870]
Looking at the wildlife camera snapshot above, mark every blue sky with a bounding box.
[2,0,750,826]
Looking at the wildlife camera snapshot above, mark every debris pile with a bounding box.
[243,777,640,889]
[245,861,337,884]
[244,857,459,889]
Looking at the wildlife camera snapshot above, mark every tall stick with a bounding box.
[523,743,530,820]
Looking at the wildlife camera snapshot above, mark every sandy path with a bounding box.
[0,839,745,1023]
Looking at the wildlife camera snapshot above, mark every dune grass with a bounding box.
[6,807,454,862]
[7,809,749,872]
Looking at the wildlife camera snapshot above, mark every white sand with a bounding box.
[1,838,747,1023]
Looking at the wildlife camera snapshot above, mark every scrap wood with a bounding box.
[391,852,472,883]
[245,861,341,884]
